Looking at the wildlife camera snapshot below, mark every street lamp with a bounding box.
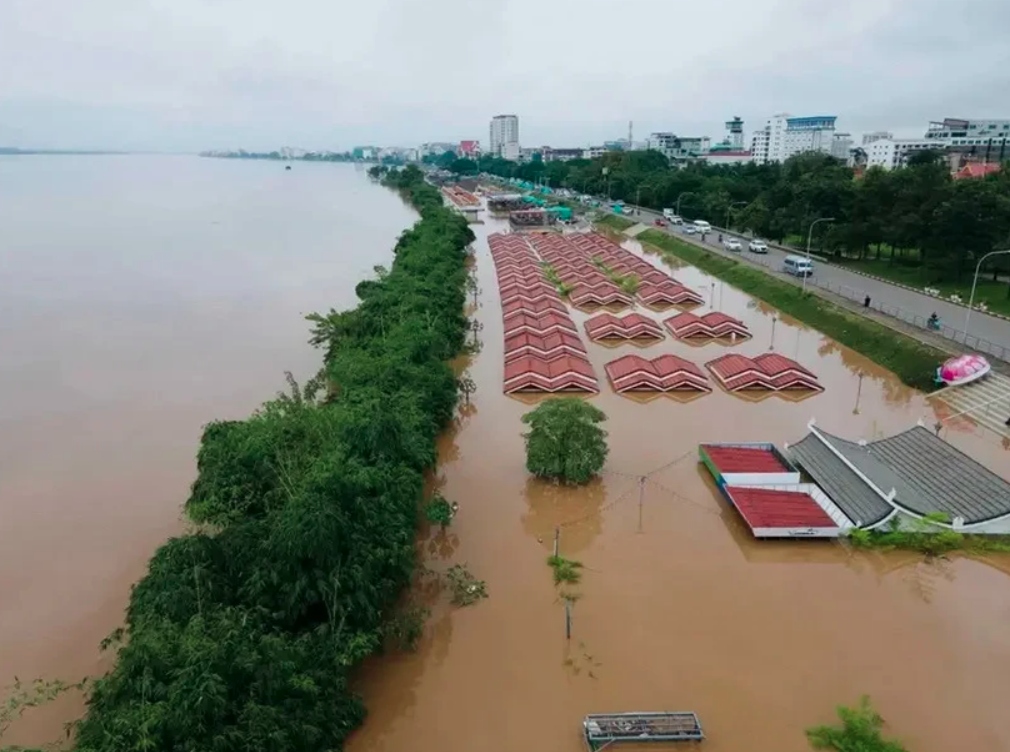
[725,200,748,232]
[964,248,1010,337]
[803,217,835,292]
[676,191,695,217]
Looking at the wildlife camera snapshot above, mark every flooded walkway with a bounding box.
[348,217,1010,752]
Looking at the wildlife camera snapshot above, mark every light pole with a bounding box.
[964,248,1010,338]
[725,200,747,232]
[802,217,835,292]
[676,191,695,217]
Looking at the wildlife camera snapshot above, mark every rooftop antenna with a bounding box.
[628,120,633,144]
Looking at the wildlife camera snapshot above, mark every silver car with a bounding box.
[722,237,742,252]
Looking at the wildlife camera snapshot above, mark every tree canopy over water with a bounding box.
[70,164,474,752]
[522,398,609,485]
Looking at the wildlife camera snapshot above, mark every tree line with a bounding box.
[68,164,474,751]
[446,149,1010,286]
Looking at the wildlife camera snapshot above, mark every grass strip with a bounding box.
[637,229,947,391]
[596,213,635,231]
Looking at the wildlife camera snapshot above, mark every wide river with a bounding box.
[0,155,417,745]
[3,157,1010,751]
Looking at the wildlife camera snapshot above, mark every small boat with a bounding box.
[935,353,991,387]
[285,164,292,170]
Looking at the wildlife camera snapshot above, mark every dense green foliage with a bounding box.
[472,150,1010,290]
[638,230,947,390]
[72,164,473,752]
[806,696,908,752]
[847,513,1010,555]
[522,399,609,484]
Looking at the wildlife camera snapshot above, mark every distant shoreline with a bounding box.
[0,147,138,156]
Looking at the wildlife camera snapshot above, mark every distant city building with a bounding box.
[865,138,936,170]
[501,141,521,161]
[751,114,838,164]
[583,146,608,159]
[490,114,520,157]
[542,147,584,162]
[924,118,1010,163]
[862,131,893,146]
[646,132,711,161]
[702,150,753,166]
[831,133,853,161]
[420,142,458,157]
[458,140,481,158]
[725,117,745,150]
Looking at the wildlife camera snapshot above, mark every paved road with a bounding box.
[616,204,1010,358]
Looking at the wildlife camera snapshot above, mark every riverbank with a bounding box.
[68,165,474,751]
[635,229,947,391]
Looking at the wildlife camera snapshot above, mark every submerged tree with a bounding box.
[806,696,907,752]
[521,398,608,484]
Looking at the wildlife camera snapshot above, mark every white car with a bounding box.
[748,239,769,254]
[723,237,742,252]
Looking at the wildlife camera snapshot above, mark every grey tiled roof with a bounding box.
[786,434,893,526]
[866,426,1010,523]
[790,426,1010,526]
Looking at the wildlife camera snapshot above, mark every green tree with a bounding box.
[521,398,608,484]
[806,696,907,752]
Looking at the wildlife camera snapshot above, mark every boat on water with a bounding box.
[935,353,991,387]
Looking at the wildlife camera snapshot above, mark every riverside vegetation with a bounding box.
[37,164,475,752]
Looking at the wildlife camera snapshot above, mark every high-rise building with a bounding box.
[489,114,519,158]
[831,133,854,161]
[750,113,838,164]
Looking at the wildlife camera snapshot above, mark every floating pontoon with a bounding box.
[583,712,704,750]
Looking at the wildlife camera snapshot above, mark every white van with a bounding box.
[663,208,676,220]
[783,255,814,277]
[692,220,711,233]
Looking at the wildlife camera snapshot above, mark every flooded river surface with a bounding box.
[5,163,1009,750]
[349,216,1010,752]
[0,155,417,745]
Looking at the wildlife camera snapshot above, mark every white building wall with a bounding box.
[865,139,937,170]
[501,141,520,161]
[489,115,519,157]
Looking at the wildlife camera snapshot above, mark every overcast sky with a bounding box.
[1,0,1007,152]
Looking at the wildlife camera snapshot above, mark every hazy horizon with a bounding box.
[3,0,1007,153]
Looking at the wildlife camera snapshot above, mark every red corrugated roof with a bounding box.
[955,163,1000,179]
[726,487,836,529]
[704,445,787,473]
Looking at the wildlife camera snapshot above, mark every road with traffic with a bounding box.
[620,204,1010,357]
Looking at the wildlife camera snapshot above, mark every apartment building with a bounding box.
[751,114,838,164]
[864,138,936,170]
[489,114,520,157]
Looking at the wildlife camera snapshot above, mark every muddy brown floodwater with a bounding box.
[348,216,1010,752]
[0,156,418,747]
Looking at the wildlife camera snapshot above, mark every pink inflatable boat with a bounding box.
[936,354,991,387]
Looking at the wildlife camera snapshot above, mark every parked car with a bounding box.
[748,239,769,254]
[653,218,666,227]
[722,237,742,252]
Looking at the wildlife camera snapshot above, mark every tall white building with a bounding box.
[489,114,519,158]
[750,114,838,164]
[831,133,853,161]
